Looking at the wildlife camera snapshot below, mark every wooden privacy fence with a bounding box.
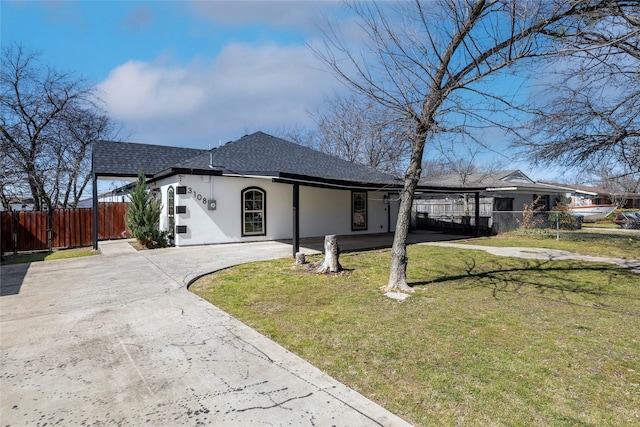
[1,203,129,254]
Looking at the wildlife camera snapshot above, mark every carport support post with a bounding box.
[92,171,98,250]
[292,184,299,258]
[474,191,480,237]
[47,208,53,253]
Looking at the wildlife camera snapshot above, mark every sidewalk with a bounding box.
[421,242,640,274]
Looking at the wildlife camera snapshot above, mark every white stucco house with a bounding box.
[92,132,403,251]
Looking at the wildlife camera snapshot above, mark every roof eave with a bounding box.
[485,185,568,194]
[150,167,224,182]
[93,172,153,180]
[274,172,402,191]
[416,184,486,192]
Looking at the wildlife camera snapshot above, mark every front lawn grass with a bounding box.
[190,245,640,427]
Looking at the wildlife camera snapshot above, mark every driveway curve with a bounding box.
[1,240,410,426]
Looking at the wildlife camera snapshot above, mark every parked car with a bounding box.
[613,211,640,229]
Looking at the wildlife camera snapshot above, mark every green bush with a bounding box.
[126,170,168,249]
[548,207,580,230]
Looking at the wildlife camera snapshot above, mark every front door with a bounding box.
[387,193,399,232]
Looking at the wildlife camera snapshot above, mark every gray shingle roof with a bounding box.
[419,170,531,189]
[419,170,568,194]
[92,140,204,178]
[93,132,400,187]
[170,132,398,184]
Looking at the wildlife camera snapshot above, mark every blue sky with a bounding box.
[2,0,564,181]
[2,1,349,147]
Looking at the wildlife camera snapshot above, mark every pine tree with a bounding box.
[126,170,167,248]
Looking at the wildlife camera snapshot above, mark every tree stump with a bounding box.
[317,234,342,273]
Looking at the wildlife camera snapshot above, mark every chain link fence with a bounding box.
[412,209,640,238]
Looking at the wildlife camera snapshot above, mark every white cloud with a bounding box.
[98,42,339,146]
[99,60,207,119]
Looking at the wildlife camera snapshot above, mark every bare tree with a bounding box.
[0,44,116,211]
[311,93,410,176]
[595,165,639,207]
[314,0,634,292]
[518,5,639,186]
[275,125,317,149]
[274,93,410,176]
[421,138,509,181]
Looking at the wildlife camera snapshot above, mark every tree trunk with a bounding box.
[317,234,342,273]
[383,128,428,293]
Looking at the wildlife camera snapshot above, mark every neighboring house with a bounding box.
[92,132,403,249]
[77,191,132,208]
[416,170,570,234]
[1,197,35,212]
[541,182,640,209]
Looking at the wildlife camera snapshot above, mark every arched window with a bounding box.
[242,187,266,236]
[167,186,175,236]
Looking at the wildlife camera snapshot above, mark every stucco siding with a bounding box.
[297,187,393,237]
[368,191,392,233]
[298,187,350,237]
[156,174,397,246]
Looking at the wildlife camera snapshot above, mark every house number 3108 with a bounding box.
[187,187,209,205]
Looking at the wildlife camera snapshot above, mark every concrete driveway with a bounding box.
[1,240,411,426]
